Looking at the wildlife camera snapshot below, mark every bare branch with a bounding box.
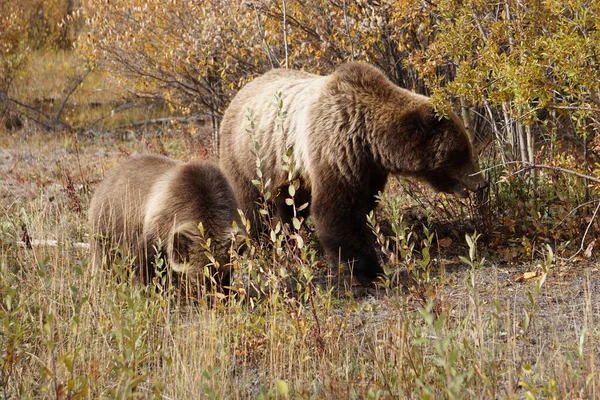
[2,91,72,131]
[117,114,206,129]
[54,67,90,125]
[523,163,600,184]
[480,160,600,184]
[18,239,89,249]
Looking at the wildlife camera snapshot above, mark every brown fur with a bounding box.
[88,155,240,289]
[219,62,487,284]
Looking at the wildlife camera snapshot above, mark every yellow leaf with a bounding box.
[276,380,289,397]
[438,237,452,247]
[515,271,539,282]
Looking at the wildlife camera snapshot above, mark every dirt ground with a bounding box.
[2,129,599,376]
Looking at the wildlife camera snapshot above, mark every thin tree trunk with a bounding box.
[501,102,517,161]
[254,7,275,68]
[525,124,536,186]
[282,0,289,69]
[583,128,590,203]
[342,0,355,61]
[460,99,474,143]
[517,121,528,166]
[211,107,219,155]
[484,101,508,166]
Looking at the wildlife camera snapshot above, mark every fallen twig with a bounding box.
[568,200,600,262]
[18,239,89,249]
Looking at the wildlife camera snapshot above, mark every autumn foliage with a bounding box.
[78,0,440,132]
[79,0,599,149]
[2,0,599,241]
[76,1,600,240]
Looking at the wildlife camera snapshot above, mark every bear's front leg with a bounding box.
[224,169,263,239]
[311,183,383,285]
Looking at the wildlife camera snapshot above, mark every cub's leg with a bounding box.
[89,235,106,272]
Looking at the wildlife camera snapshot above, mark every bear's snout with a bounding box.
[475,178,489,191]
[460,173,488,194]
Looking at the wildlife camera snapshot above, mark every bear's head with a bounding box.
[167,222,243,286]
[413,104,488,198]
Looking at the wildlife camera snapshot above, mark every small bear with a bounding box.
[89,155,241,290]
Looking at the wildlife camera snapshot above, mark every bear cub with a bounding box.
[88,154,241,290]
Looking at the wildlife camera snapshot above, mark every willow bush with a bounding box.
[78,0,600,247]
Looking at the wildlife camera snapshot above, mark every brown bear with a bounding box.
[219,62,487,285]
[88,154,241,290]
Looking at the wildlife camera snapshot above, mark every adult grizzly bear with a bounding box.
[219,62,487,285]
[89,155,241,290]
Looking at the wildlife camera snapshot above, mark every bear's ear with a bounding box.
[171,230,193,267]
[414,103,444,134]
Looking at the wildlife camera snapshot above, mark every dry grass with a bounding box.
[1,130,599,399]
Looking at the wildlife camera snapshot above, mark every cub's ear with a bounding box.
[170,230,193,267]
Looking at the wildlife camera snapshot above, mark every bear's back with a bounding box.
[89,155,178,242]
[143,161,239,241]
[222,68,323,124]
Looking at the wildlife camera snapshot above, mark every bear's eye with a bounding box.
[448,148,469,164]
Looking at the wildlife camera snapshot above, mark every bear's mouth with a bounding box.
[420,171,483,198]
[451,180,469,198]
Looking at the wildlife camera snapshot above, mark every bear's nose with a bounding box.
[476,179,489,191]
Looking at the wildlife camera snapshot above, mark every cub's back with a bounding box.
[144,160,240,241]
[88,155,179,241]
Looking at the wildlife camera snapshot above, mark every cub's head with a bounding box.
[167,222,244,287]
[414,105,488,198]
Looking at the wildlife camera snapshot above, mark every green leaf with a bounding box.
[458,256,472,267]
[276,380,289,397]
[292,234,304,249]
